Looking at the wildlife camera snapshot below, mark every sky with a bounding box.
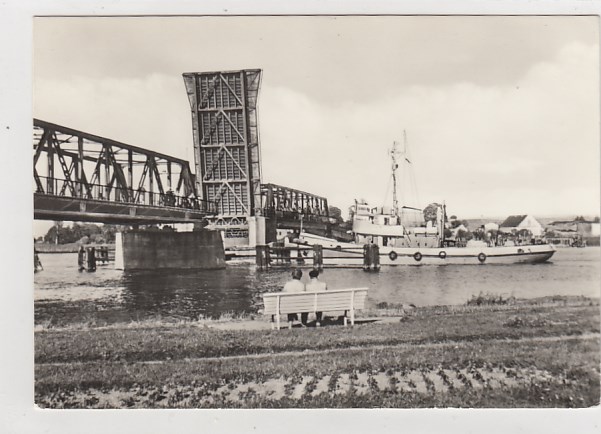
[33,16,600,236]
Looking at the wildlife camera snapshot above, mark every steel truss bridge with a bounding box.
[34,68,331,237]
[33,119,215,224]
[260,183,330,235]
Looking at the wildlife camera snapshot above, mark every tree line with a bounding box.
[41,223,120,245]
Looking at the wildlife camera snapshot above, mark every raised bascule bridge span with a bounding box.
[182,69,331,245]
[33,69,332,268]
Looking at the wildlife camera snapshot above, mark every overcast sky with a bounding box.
[33,16,599,232]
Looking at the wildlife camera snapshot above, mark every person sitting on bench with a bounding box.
[283,268,306,327]
[305,269,327,326]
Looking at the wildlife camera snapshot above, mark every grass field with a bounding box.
[34,296,600,408]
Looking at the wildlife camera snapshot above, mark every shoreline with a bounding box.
[34,294,598,332]
[35,243,115,254]
[35,295,600,408]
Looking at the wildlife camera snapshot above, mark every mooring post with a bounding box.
[265,245,271,269]
[256,245,270,270]
[78,246,85,271]
[363,243,380,272]
[362,244,370,271]
[86,246,97,272]
[97,246,108,263]
[313,244,323,270]
[256,245,263,270]
[372,244,381,271]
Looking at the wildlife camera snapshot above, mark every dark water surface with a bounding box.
[34,247,600,326]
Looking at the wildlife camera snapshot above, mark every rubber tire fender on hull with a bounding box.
[413,252,422,262]
[389,251,398,261]
[478,252,486,263]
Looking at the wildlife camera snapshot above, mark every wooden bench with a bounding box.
[262,288,369,329]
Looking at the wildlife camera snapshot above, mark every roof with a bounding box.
[464,218,501,229]
[499,215,527,228]
[548,221,578,231]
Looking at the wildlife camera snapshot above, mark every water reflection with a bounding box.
[119,267,268,318]
[34,248,600,326]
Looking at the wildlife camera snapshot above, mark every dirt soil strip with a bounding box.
[36,365,580,408]
[37,332,600,367]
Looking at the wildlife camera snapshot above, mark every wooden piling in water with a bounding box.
[256,245,271,270]
[86,246,97,272]
[312,244,323,270]
[96,246,109,263]
[363,243,380,272]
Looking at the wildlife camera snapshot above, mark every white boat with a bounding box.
[294,232,556,265]
[291,134,556,266]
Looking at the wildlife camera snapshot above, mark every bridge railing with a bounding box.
[262,207,332,223]
[36,176,217,213]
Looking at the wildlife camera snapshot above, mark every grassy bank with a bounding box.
[35,296,600,408]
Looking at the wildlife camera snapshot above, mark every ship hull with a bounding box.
[296,234,556,266]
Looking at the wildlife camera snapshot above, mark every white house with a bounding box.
[499,215,544,237]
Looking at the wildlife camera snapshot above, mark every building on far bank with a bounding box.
[576,221,600,238]
[499,215,544,237]
[546,218,600,246]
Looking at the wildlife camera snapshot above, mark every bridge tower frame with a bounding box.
[183,69,262,234]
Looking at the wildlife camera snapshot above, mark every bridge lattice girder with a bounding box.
[183,69,262,223]
[33,119,215,224]
[260,183,330,222]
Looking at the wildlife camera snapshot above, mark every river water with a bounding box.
[34,247,600,326]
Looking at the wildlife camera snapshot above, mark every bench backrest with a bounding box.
[262,288,368,315]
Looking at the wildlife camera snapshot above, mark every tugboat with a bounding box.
[294,133,556,265]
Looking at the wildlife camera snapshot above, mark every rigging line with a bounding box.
[402,133,420,209]
[381,173,393,209]
[405,161,417,208]
[411,169,421,209]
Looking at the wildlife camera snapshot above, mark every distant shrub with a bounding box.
[466,292,515,306]
[503,315,548,328]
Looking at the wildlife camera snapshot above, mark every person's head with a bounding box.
[309,269,319,279]
[291,268,302,280]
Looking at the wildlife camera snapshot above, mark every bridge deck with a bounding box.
[34,193,212,224]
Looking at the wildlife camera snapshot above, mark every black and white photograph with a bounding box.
[2,1,601,431]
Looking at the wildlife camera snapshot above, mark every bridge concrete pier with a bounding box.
[248,216,266,247]
[114,230,225,270]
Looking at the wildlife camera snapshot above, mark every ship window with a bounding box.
[383,236,388,246]
[384,218,389,225]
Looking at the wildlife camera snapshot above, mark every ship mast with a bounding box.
[391,130,411,219]
[390,136,401,217]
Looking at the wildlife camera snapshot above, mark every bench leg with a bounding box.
[276,313,280,330]
[300,312,308,326]
[343,316,348,327]
[350,308,355,326]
